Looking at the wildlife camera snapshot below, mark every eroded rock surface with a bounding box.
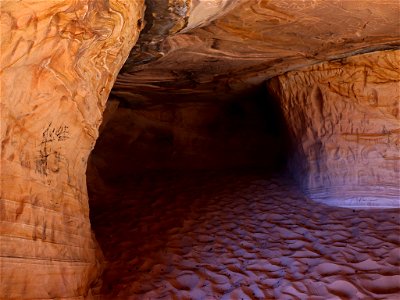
[1,0,400,298]
[116,0,400,98]
[267,50,400,207]
[124,0,245,67]
[0,0,144,298]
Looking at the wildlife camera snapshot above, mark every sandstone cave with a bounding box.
[1,1,400,299]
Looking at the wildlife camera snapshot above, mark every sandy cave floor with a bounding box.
[90,171,400,299]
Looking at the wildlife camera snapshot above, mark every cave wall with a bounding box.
[267,50,400,208]
[89,88,290,181]
[118,0,400,94]
[0,0,144,298]
[1,0,399,298]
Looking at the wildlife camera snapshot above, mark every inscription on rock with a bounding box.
[35,122,70,176]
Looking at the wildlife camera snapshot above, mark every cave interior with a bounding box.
[86,44,400,300]
[1,0,400,299]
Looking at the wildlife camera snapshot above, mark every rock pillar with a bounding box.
[0,0,144,298]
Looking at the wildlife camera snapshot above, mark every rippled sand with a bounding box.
[90,172,400,299]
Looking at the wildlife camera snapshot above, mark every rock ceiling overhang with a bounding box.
[111,0,400,106]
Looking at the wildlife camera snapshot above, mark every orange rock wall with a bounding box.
[119,0,400,92]
[1,0,399,298]
[267,50,400,207]
[0,0,144,298]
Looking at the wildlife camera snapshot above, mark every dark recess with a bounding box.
[87,83,293,184]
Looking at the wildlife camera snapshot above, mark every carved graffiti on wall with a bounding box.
[35,122,70,176]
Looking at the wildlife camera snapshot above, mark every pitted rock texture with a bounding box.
[267,50,400,207]
[0,0,144,298]
[90,172,400,299]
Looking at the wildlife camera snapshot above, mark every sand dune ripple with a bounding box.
[91,172,400,299]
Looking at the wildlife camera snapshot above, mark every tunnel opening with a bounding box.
[86,79,400,299]
[88,84,293,183]
[86,83,298,296]
[2,1,399,298]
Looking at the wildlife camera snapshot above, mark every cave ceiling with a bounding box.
[111,0,400,107]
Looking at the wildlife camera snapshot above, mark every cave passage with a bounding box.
[2,1,399,299]
[87,86,400,299]
[88,85,292,181]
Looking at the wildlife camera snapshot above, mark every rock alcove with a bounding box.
[1,0,399,299]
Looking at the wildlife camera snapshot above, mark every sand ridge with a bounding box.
[90,172,400,299]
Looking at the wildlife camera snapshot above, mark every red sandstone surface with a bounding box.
[1,0,399,298]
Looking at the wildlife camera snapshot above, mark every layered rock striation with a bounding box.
[267,50,400,207]
[109,0,400,207]
[1,0,144,298]
[1,0,400,299]
[116,0,400,98]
